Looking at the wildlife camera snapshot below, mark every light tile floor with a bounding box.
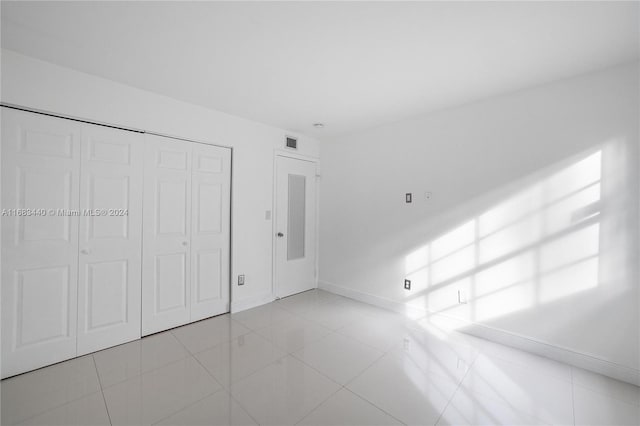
[2,289,639,425]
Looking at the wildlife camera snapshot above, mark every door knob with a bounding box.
[182,241,188,246]
[277,232,284,237]
[81,248,91,255]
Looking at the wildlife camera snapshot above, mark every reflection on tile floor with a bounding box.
[2,289,639,425]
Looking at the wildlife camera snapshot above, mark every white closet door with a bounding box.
[76,125,144,355]
[142,135,192,335]
[190,144,231,321]
[1,109,81,378]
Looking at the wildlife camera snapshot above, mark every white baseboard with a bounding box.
[231,291,275,313]
[319,280,425,318]
[319,280,640,387]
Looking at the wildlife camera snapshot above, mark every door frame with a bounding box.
[0,105,235,377]
[0,104,235,336]
[271,150,320,299]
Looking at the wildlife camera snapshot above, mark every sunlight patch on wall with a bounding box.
[431,245,476,285]
[475,281,535,321]
[431,220,475,261]
[405,245,429,275]
[475,252,535,298]
[540,257,599,304]
[403,149,605,325]
[479,214,542,264]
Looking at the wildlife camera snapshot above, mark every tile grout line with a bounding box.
[96,333,191,391]
[236,302,316,332]
[336,351,409,425]
[464,347,557,423]
[343,387,408,426]
[300,330,408,426]
[287,327,388,392]
[91,354,113,426]
[94,328,230,425]
[218,351,290,426]
[315,307,461,425]
[226,330,341,425]
[150,388,228,426]
[251,316,334,352]
[170,316,252,356]
[223,298,371,400]
[169,324,263,426]
[7,390,107,426]
[194,335,290,392]
[274,293,360,331]
[341,350,386,389]
[224,388,262,426]
[432,346,481,426]
[210,308,361,425]
[4,357,107,426]
[15,290,633,426]
[286,332,406,426]
[292,381,345,426]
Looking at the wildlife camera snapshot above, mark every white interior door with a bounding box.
[76,125,144,355]
[142,134,192,335]
[1,109,81,378]
[274,155,317,298]
[190,143,231,321]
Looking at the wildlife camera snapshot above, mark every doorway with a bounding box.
[274,154,318,298]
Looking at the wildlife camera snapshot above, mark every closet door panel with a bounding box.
[1,109,81,378]
[77,125,144,355]
[142,135,192,335]
[190,144,231,321]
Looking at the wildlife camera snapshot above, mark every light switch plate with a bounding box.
[238,275,245,286]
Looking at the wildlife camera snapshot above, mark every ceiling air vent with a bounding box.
[286,136,298,149]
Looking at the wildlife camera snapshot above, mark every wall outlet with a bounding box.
[404,279,411,290]
[238,274,245,286]
[425,191,432,200]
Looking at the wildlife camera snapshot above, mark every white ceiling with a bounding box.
[1,1,638,138]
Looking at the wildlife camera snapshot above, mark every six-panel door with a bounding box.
[1,109,82,378]
[142,135,193,335]
[142,135,231,335]
[1,108,232,377]
[190,143,231,321]
[76,125,144,355]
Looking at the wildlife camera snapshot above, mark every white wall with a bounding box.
[320,62,640,382]
[0,49,320,312]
